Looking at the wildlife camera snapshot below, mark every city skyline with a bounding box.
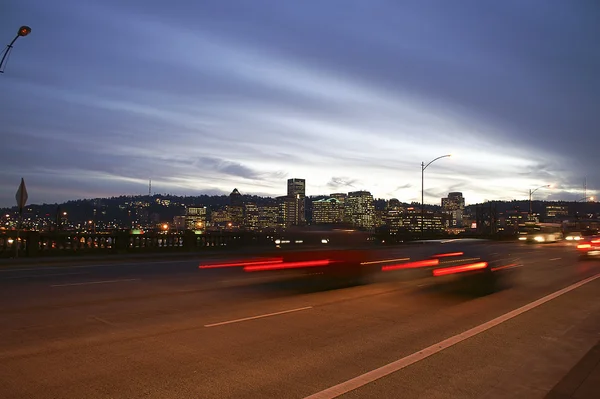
[1,1,599,207]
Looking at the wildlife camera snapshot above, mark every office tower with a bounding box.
[312,198,343,224]
[346,191,375,230]
[441,192,465,227]
[286,178,306,225]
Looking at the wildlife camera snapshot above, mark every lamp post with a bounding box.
[421,154,452,238]
[528,185,550,216]
[0,26,31,73]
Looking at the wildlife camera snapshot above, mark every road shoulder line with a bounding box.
[305,272,600,399]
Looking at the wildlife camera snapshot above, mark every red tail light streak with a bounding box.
[433,262,488,277]
[381,258,439,271]
[199,258,283,269]
[577,244,592,250]
[244,259,332,272]
[432,252,464,258]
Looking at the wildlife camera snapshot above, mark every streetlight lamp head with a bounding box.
[18,26,31,37]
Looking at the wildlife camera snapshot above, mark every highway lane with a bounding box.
[0,242,598,398]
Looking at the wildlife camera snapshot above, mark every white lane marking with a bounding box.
[51,278,140,287]
[550,258,562,261]
[1,272,88,280]
[204,306,313,328]
[304,272,600,399]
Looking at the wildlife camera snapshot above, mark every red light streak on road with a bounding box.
[244,259,331,272]
[433,262,488,277]
[432,252,464,258]
[490,263,521,272]
[199,258,283,269]
[381,258,439,271]
[577,244,592,250]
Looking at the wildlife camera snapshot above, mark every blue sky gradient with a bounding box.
[1,0,599,206]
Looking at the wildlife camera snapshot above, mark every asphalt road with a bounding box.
[0,242,598,398]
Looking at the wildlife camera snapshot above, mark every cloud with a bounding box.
[327,177,358,190]
[195,157,261,180]
[1,0,599,206]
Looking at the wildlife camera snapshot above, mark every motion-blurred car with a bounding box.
[565,229,598,242]
[199,227,380,286]
[576,236,600,259]
[381,239,522,293]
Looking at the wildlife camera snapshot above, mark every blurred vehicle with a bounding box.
[564,232,583,241]
[381,239,522,293]
[564,227,598,243]
[517,222,562,243]
[576,235,600,259]
[199,226,380,285]
[562,219,600,238]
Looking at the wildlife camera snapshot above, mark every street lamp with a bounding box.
[529,184,551,215]
[421,154,452,237]
[0,26,32,73]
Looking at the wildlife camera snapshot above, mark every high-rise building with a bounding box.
[312,198,343,224]
[228,188,244,227]
[210,209,231,227]
[287,178,306,198]
[284,178,306,225]
[243,203,260,231]
[277,195,297,228]
[346,191,375,230]
[401,207,445,233]
[442,192,465,227]
[330,193,348,223]
[229,188,243,207]
[258,205,279,230]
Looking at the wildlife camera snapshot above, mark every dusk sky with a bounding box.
[1,1,599,208]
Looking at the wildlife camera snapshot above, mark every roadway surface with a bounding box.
[0,242,599,398]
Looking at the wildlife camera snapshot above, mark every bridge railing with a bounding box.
[0,231,274,258]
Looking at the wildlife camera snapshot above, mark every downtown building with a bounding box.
[401,207,445,233]
[442,192,465,228]
[227,188,244,228]
[312,197,344,225]
[278,178,306,228]
[345,191,375,230]
[172,206,207,231]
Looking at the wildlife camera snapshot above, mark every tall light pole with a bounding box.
[421,154,452,238]
[0,26,31,73]
[528,184,550,216]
